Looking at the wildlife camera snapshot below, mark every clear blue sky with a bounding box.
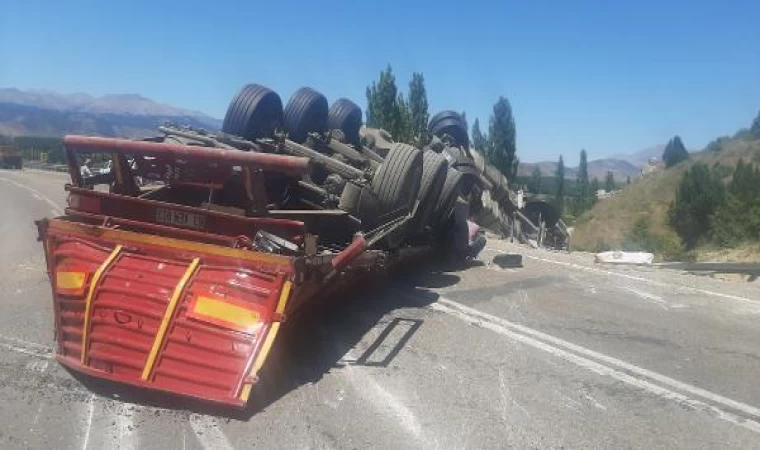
[1,0,758,162]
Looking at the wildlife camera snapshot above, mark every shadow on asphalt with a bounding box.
[67,257,480,420]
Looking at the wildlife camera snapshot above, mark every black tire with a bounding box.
[359,143,422,248]
[371,143,423,219]
[429,110,469,148]
[327,98,362,146]
[222,84,284,140]
[412,150,448,232]
[434,167,463,227]
[284,87,328,143]
[429,110,465,129]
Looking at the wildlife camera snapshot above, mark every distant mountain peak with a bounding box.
[518,151,649,181]
[611,144,667,168]
[0,87,217,122]
[0,87,221,138]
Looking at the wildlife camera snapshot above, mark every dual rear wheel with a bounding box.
[221,83,460,247]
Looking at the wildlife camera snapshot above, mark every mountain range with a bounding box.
[518,145,666,181]
[0,87,664,179]
[0,88,221,139]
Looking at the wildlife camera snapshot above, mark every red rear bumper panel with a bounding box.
[44,219,293,408]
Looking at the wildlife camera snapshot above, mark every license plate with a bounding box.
[156,208,206,230]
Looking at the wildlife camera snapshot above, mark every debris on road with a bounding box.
[594,251,654,266]
[493,253,523,268]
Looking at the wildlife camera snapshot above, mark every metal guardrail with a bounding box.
[21,161,69,172]
[653,262,760,275]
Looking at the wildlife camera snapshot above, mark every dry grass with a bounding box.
[570,138,760,256]
[694,242,760,263]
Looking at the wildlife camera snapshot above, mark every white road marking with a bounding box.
[568,273,597,295]
[514,252,760,307]
[496,367,510,424]
[118,405,137,450]
[0,341,52,359]
[0,333,51,350]
[189,414,234,450]
[344,363,423,438]
[0,334,227,449]
[624,287,670,308]
[81,394,96,450]
[17,262,38,271]
[32,402,45,425]
[18,168,71,179]
[338,335,427,445]
[0,176,64,214]
[428,297,760,434]
[0,334,53,359]
[104,403,138,450]
[26,359,50,373]
[582,391,607,411]
[497,367,529,419]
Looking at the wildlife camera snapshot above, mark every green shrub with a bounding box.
[711,159,760,245]
[663,136,689,167]
[668,164,725,248]
[706,136,730,152]
[623,217,687,260]
[711,163,733,179]
[623,217,654,251]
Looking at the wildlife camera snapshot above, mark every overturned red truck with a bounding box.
[36,84,504,408]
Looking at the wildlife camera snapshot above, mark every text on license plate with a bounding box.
[156,208,206,230]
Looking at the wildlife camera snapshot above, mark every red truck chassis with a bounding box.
[38,135,429,408]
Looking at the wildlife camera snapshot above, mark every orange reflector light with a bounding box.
[188,296,262,334]
[56,271,87,293]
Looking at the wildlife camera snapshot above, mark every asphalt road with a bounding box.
[1,168,760,449]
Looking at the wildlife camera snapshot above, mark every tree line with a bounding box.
[0,135,66,164]
[523,150,622,219]
[549,132,691,220]
[365,65,519,181]
[365,65,620,220]
[627,110,760,256]
[669,158,760,249]
[664,110,760,249]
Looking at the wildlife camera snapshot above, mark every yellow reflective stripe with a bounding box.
[57,271,86,290]
[240,383,254,403]
[141,258,200,381]
[241,322,280,402]
[192,296,261,332]
[275,280,292,314]
[241,280,292,401]
[81,245,123,364]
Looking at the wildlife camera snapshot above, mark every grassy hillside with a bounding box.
[571,137,760,260]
